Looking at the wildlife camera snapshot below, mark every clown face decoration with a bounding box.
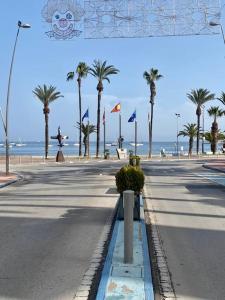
[42,0,84,40]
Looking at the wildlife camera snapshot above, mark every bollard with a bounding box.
[123,190,134,264]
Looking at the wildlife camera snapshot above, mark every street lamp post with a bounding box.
[175,113,180,156]
[4,21,31,175]
[209,21,225,44]
[202,105,205,154]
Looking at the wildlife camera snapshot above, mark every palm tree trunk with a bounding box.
[197,114,200,155]
[84,138,88,156]
[77,78,82,157]
[211,121,218,155]
[45,112,49,159]
[149,102,154,158]
[96,90,101,157]
[189,137,193,156]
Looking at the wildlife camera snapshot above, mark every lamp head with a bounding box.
[18,20,31,28]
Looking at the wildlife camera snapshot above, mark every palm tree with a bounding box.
[204,131,225,153]
[89,60,119,157]
[187,88,215,154]
[217,92,225,106]
[207,106,224,154]
[67,62,89,157]
[143,68,163,158]
[33,84,63,159]
[178,123,198,156]
[76,122,96,156]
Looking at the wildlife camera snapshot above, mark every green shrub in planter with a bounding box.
[115,165,145,220]
[115,165,145,194]
[129,155,141,167]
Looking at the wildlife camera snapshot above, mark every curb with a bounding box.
[0,174,22,189]
[144,187,176,300]
[73,199,119,300]
[203,164,225,174]
[140,195,155,300]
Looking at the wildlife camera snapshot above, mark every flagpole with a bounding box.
[103,108,106,156]
[135,120,137,156]
[87,110,90,158]
[148,112,151,159]
[119,113,121,148]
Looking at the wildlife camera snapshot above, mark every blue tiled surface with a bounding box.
[96,195,154,300]
[104,222,146,299]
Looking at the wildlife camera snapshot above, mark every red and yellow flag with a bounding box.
[111,103,121,113]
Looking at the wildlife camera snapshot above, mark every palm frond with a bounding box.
[187,88,215,107]
[143,68,163,85]
[217,92,225,106]
[32,84,63,106]
[178,123,198,138]
[76,62,89,79]
[89,59,119,84]
[67,72,75,81]
[76,122,96,136]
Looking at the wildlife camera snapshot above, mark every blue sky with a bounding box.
[0,0,225,143]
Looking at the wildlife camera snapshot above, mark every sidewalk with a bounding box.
[0,172,18,188]
[203,160,225,173]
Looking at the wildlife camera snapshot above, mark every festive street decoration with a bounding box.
[42,0,221,40]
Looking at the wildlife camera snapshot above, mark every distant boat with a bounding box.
[64,143,69,146]
[3,144,12,148]
[74,143,79,146]
[10,142,16,146]
[111,142,118,146]
[16,138,26,147]
[106,143,112,147]
[0,143,4,147]
[129,143,143,147]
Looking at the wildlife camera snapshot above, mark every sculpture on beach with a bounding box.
[42,0,84,40]
[51,126,69,162]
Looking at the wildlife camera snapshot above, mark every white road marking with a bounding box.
[197,172,225,186]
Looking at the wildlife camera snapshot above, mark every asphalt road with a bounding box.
[143,160,225,300]
[0,161,122,300]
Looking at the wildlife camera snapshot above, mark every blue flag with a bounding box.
[128,111,136,122]
[82,109,89,122]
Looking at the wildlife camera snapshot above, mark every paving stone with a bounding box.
[81,280,92,286]
[78,285,91,291]
[91,258,101,263]
[85,269,96,276]
[76,290,89,297]
[90,263,100,268]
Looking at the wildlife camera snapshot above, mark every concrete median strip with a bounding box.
[95,195,154,299]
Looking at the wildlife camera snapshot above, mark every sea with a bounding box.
[0,141,218,157]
